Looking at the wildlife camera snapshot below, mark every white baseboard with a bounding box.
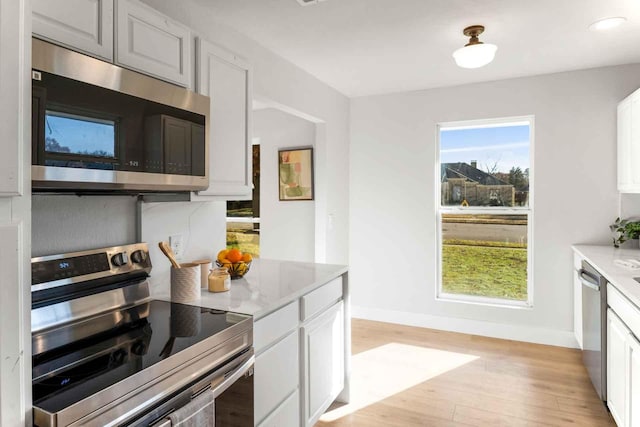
[352,305,579,348]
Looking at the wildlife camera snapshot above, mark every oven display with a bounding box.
[32,253,110,285]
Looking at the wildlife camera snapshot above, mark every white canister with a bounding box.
[192,259,213,289]
[170,263,200,303]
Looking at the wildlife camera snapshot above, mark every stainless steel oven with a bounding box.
[31,244,253,426]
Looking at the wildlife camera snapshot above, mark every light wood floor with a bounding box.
[316,319,615,427]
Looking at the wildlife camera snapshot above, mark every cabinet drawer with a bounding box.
[254,301,298,354]
[257,389,299,427]
[254,332,299,425]
[301,277,342,322]
[608,283,640,338]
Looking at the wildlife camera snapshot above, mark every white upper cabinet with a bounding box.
[618,88,640,193]
[32,0,114,61]
[194,38,252,199]
[115,0,192,88]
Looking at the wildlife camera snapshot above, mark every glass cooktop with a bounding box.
[32,300,249,414]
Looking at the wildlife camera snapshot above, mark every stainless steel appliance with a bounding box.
[31,243,253,426]
[579,260,607,402]
[31,39,210,192]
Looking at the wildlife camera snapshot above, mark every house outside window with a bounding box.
[437,117,533,306]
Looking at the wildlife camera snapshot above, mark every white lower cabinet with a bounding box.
[257,390,299,427]
[607,282,640,427]
[301,301,344,427]
[253,276,348,427]
[573,253,583,349]
[629,334,640,427]
[254,331,299,425]
[608,309,629,426]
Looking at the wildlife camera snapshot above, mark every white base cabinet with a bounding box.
[608,308,629,426]
[630,335,640,427]
[607,283,640,427]
[253,276,348,427]
[255,332,299,425]
[573,252,583,349]
[32,0,114,61]
[302,301,344,427]
[257,390,299,427]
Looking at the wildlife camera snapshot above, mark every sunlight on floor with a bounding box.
[319,342,479,422]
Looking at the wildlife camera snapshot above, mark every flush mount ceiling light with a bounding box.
[589,17,627,31]
[452,25,498,69]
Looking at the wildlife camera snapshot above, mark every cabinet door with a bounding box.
[573,254,583,349]
[629,333,640,427]
[257,390,299,427]
[115,0,192,87]
[194,38,252,199]
[608,309,628,427]
[618,96,633,192]
[254,332,299,425]
[33,0,114,61]
[630,94,640,190]
[302,301,344,427]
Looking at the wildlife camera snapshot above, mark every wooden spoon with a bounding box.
[158,241,181,269]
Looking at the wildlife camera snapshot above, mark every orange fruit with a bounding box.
[241,253,253,262]
[227,248,243,263]
[217,249,229,262]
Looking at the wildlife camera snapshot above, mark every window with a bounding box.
[226,144,260,257]
[437,117,533,306]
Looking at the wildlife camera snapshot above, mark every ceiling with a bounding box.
[191,0,640,97]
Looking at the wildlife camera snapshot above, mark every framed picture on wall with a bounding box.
[278,147,314,201]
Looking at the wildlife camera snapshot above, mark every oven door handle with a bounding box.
[148,353,254,427]
[210,354,254,399]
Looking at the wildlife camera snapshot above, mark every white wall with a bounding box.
[254,108,316,262]
[350,64,640,347]
[142,0,350,265]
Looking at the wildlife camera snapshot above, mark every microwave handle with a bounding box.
[210,354,254,399]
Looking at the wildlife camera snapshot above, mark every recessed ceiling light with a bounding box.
[589,17,627,31]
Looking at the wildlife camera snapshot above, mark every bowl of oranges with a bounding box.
[216,248,253,279]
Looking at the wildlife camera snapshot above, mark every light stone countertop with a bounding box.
[572,244,640,309]
[152,258,348,320]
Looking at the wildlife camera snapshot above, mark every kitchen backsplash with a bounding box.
[32,195,137,256]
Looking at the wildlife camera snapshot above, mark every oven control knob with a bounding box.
[111,252,128,267]
[131,250,147,264]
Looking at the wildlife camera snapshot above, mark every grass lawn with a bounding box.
[227,226,260,257]
[442,240,527,301]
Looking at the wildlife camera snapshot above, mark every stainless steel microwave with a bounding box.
[31,39,210,192]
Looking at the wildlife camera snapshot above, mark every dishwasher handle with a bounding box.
[579,269,601,291]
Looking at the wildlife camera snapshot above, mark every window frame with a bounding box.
[435,116,535,308]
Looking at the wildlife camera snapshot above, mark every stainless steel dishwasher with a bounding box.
[579,260,607,402]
